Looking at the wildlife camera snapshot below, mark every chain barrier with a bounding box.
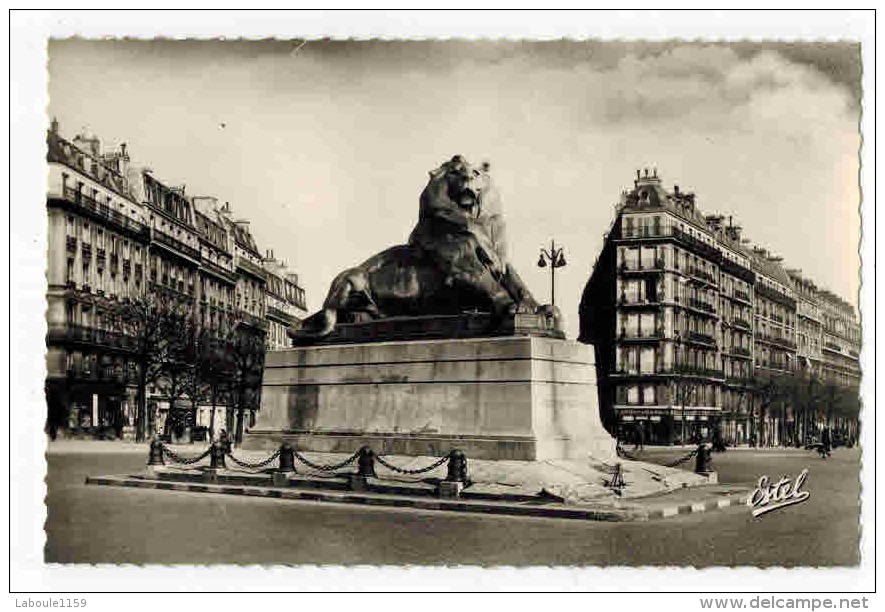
[663,449,698,468]
[225,449,282,470]
[375,453,450,475]
[162,445,212,465]
[292,448,360,472]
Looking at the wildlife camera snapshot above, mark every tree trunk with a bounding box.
[234,386,246,445]
[209,385,217,441]
[135,371,147,443]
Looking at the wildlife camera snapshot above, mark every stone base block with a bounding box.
[348,474,369,491]
[272,471,294,487]
[439,481,463,498]
[245,335,615,461]
[700,471,718,484]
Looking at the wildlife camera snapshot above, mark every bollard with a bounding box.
[348,446,376,492]
[446,449,468,483]
[209,442,226,469]
[272,442,296,487]
[695,443,717,482]
[278,442,296,472]
[147,438,165,466]
[356,446,376,478]
[440,449,468,499]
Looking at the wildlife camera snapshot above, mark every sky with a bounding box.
[47,40,862,339]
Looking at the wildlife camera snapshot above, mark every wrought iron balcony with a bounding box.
[732,318,751,330]
[755,331,797,350]
[152,230,201,261]
[66,236,77,252]
[689,297,717,315]
[685,330,717,346]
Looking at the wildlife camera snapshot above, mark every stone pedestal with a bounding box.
[244,336,615,461]
[438,481,464,498]
[272,471,294,487]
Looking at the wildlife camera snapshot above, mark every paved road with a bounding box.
[45,446,860,566]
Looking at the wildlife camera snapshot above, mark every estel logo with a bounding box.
[747,468,811,517]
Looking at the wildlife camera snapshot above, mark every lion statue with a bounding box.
[291,155,554,340]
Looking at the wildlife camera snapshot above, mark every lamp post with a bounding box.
[537,240,567,309]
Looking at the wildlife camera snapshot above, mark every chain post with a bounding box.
[278,442,296,472]
[694,443,716,481]
[147,438,165,466]
[272,442,296,487]
[440,449,468,499]
[209,442,226,469]
[446,449,468,483]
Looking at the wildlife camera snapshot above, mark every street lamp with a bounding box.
[537,240,567,309]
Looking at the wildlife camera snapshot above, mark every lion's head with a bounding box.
[422,155,501,218]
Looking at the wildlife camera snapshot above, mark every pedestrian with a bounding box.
[821,426,832,458]
[634,423,644,452]
[219,428,232,454]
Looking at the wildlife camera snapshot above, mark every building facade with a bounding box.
[579,169,860,446]
[262,250,308,351]
[45,121,308,440]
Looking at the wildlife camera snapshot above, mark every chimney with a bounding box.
[50,117,59,134]
[674,185,680,196]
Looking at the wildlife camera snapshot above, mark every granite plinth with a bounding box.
[291,312,564,346]
[244,335,615,461]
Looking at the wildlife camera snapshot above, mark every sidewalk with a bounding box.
[46,438,209,454]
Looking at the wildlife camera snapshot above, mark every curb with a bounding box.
[647,494,748,520]
[85,473,746,523]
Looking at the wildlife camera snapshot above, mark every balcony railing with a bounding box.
[688,266,717,285]
[235,309,268,330]
[236,257,268,281]
[619,328,665,341]
[661,365,725,378]
[81,243,92,259]
[266,305,295,325]
[618,295,661,308]
[731,346,752,357]
[63,324,136,351]
[618,258,666,273]
[60,186,149,239]
[200,258,239,285]
[686,331,717,346]
[732,318,751,331]
[66,236,77,253]
[754,331,797,350]
[823,341,842,352]
[733,289,751,303]
[688,297,716,314]
[153,230,201,261]
[719,258,756,284]
[755,283,797,309]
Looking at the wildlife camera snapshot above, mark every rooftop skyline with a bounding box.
[48,40,861,339]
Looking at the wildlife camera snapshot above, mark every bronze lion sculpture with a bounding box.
[291,155,555,340]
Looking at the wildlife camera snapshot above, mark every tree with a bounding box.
[108,291,191,442]
[156,312,199,439]
[221,321,267,445]
[672,367,704,444]
[748,371,787,447]
[181,327,212,440]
